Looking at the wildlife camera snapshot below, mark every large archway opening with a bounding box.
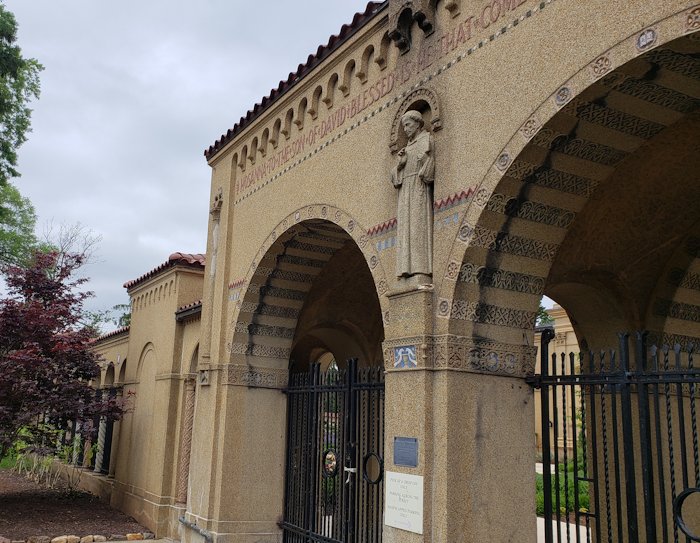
[230,217,386,543]
[447,31,700,541]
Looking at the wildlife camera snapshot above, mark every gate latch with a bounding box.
[344,466,357,484]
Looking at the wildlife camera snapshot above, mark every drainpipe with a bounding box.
[179,516,214,543]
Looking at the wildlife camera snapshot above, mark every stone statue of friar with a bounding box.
[391,110,434,281]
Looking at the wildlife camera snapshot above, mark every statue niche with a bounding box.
[390,109,435,284]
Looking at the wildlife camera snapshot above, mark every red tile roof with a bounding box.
[124,253,205,290]
[95,326,130,342]
[177,299,202,314]
[204,1,388,161]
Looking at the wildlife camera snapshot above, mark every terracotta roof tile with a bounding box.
[176,299,202,314]
[95,326,130,342]
[124,252,205,290]
[204,1,387,161]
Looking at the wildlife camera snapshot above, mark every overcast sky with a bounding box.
[5,0,373,322]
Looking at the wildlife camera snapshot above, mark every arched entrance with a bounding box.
[443,30,700,542]
[232,218,386,542]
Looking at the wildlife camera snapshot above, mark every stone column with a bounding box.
[94,390,107,474]
[382,287,538,543]
[176,377,196,504]
[108,387,123,478]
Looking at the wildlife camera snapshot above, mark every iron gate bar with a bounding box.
[539,328,555,543]
[608,349,624,543]
[636,331,658,543]
[619,333,641,541]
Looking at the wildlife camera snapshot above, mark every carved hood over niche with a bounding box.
[388,0,461,53]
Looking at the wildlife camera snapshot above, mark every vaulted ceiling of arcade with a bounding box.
[458,33,700,348]
[231,219,384,372]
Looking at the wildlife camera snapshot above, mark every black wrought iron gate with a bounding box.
[530,330,700,542]
[282,359,385,543]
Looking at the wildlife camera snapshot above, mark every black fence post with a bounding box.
[619,332,640,542]
[540,328,555,543]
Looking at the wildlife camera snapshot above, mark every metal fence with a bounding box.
[529,330,700,542]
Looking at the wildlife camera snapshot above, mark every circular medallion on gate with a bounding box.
[322,449,338,478]
[363,452,384,485]
[674,487,700,541]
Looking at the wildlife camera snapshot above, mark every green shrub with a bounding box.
[535,467,590,516]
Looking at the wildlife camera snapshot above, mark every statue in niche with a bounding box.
[391,110,434,282]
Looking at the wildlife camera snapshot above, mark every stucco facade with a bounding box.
[84,1,700,541]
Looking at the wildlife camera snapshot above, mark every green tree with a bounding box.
[0,2,42,187]
[537,302,553,325]
[0,182,38,266]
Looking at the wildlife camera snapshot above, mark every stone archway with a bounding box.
[206,210,388,541]
[440,28,700,364]
[431,26,700,543]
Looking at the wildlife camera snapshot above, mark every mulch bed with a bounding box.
[0,469,148,540]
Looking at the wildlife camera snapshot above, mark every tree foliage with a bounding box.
[0,2,42,187]
[0,251,124,457]
[0,181,38,266]
[537,302,553,325]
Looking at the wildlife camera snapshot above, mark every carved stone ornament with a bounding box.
[636,28,657,52]
[687,7,700,33]
[388,0,435,54]
[210,187,223,215]
[390,87,442,153]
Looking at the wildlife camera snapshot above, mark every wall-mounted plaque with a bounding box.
[384,471,424,534]
[394,437,418,467]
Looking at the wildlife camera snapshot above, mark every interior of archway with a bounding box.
[290,241,384,372]
[454,33,700,354]
[232,219,384,372]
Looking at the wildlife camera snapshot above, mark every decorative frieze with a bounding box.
[667,268,700,292]
[600,74,697,114]
[508,166,598,198]
[654,299,700,323]
[457,263,545,295]
[553,138,627,167]
[239,302,301,319]
[486,193,576,228]
[573,102,665,140]
[278,254,327,269]
[224,364,289,389]
[287,239,338,255]
[259,285,307,301]
[234,322,295,339]
[270,268,316,284]
[459,225,559,262]
[437,299,537,329]
[644,49,700,80]
[229,342,292,359]
[432,335,537,376]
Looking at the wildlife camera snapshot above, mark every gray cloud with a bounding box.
[5,0,372,321]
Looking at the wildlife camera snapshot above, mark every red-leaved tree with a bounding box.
[0,251,124,457]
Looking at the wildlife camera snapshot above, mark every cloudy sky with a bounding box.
[5,0,373,322]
